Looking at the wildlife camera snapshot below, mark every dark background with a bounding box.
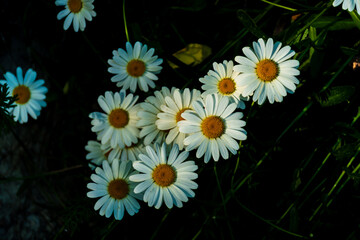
[1,0,360,239]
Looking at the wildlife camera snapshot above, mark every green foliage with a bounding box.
[316,85,355,107]
[0,83,16,134]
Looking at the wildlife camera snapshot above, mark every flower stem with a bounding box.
[123,0,130,42]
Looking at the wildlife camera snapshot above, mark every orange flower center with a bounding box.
[67,0,83,13]
[12,85,31,104]
[127,59,146,77]
[201,116,225,139]
[108,109,129,128]
[175,108,191,123]
[152,164,176,187]
[218,78,236,95]
[255,59,279,82]
[107,179,129,200]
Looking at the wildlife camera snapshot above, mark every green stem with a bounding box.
[235,198,309,239]
[260,0,297,11]
[150,210,171,240]
[309,145,360,221]
[214,163,234,240]
[123,0,130,42]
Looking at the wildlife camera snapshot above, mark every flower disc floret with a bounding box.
[201,116,225,139]
[13,85,31,104]
[217,78,236,95]
[255,59,279,82]
[108,179,129,200]
[68,0,82,13]
[127,60,146,77]
[152,164,177,187]
[108,109,129,128]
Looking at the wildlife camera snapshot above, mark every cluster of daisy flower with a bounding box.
[85,38,300,220]
[0,67,48,124]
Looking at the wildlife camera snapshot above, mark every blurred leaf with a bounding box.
[333,142,360,161]
[311,16,356,30]
[63,81,70,94]
[340,46,359,56]
[309,29,327,78]
[236,9,267,39]
[349,11,360,30]
[316,85,355,107]
[168,43,212,69]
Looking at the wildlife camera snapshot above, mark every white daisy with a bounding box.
[108,41,163,93]
[333,0,360,14]
[156,88,201,150]
[87,159,141,220]
[55,0,96,32]
[233,38,300,105]
[85,140,112,169]
[115,142,146,162]
[178,93,247,163]
[199,60,248,109]
[89,90,140,149]
[0,67,47,124]
[136,87,175,146]
[129,143,198,209]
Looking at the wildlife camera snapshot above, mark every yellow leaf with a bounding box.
[168,43,211,69]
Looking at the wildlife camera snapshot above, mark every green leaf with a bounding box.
[333,142,360,162]
[311,16,356,30]
[349,11,360,30]
[317,85,355,107]
[340,46,359,56]
[236,9,267,39]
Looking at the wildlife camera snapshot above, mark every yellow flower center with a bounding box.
[126,59,146,77]
[201,116,225,139]
[175,108,191,123]
[108,109,129,128]
[152,164,176,187]
[12,85,31,104]
[107,179,129,200]
[67,0,83,13]
[255,59,279,82]
[217,78,236,95]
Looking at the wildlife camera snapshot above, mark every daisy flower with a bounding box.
[87,159,141,220]
[0,67,47,124]
[129,143,198,209]
[85,140,113,169]
[178,93,247,163]
[156,88,201,150]
[333,0,360,14]
[199,60,248,109]
[55,0,96,32]
[136,87,175,146]
[108,41,163,93]
[117,142,146,162]
[89,90,140,149]
[233,38,300,105]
